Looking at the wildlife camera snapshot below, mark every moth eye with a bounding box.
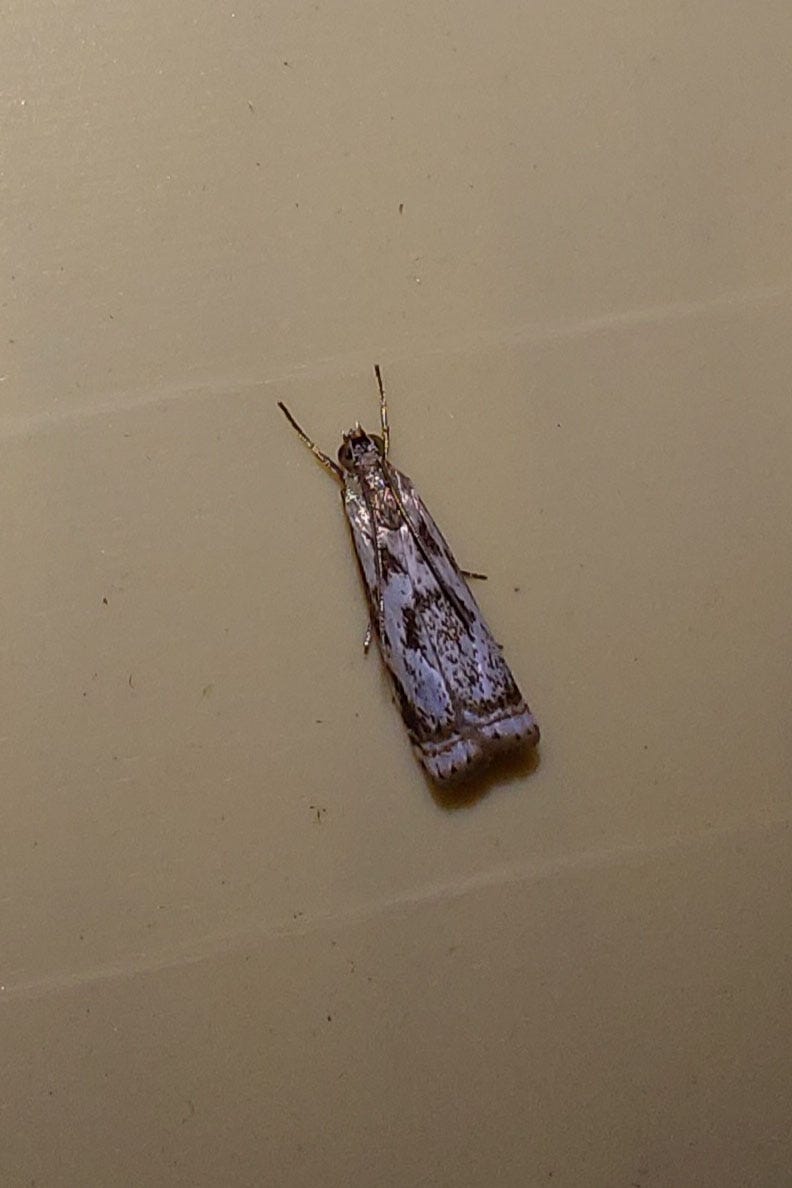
[337,441,354,469]
[369,434,385,456]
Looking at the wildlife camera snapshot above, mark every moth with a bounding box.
[278,366,540,784]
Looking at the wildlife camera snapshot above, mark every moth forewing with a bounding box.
[278,368,540,785]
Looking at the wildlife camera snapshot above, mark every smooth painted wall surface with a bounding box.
[3,2,791,1185]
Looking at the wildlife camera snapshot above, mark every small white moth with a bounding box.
[278,366,540,784]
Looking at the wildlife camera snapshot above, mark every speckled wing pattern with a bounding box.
[343,458,540,783]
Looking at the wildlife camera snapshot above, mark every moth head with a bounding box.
[337,425,385,470]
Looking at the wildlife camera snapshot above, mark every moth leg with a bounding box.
[461,569,487,581]
[277,402,343,481]
[373,364,390,457]
[362,621,373,653]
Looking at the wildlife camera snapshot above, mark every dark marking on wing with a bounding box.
[416,516,441,556]
[389,670,435,741]
[401,604,421,651]
[380,546,406,581]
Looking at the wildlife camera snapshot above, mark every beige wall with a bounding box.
[3,2,791,1184]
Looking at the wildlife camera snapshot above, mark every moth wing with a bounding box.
[384,466,539,780]
[388,467,489,629]
[343,476,458,735]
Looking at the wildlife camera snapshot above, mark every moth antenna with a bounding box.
[373,364,390,456]
[278,401,343,481]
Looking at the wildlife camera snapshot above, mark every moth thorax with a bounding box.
[337,428,385,471]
